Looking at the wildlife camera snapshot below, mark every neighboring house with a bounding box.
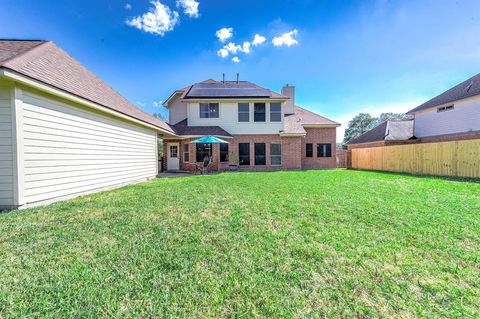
[347,120,414,150]
[162,79,340,171]
[0,40,175,209]
[407,72,480,141]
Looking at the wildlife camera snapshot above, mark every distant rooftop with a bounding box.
[347,120,414,145]
[408,72,480,114]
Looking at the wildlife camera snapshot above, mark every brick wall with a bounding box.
[301,128,337,169]
[163,127,338,171]
[230,134,299,170]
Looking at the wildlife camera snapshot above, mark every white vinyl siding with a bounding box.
[0,87,13,208]
[20,90,158,205]
[188,101,284,135]
[414,96,480,138]
[168,94,187,125]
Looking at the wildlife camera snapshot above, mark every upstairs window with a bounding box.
[437,105,454,113]
[220,143,229,162]
[270,103,282,122]
[254,103,266,122]
[238,103,249,122]
[306,143,313,157]
[200,103,219,118]
[317,143,332,157]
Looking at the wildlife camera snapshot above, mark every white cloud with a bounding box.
[232,56,240,63]
[252,34,266,46]
[126,1,179,37]
[217,41,251,58]
[153,100,164,107]
[242,41,251,54]
[272,29,299,47]
[137,101,146,107]
[125,3,132,10]
[224,42,241,54]
[176,0,199,18]
[215,27,233,42]
[217,48,229,58]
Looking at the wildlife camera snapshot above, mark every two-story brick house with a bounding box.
[162,79,340,171]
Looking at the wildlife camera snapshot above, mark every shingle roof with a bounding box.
[0,40,174,133]
[408,72,480,114]
[347,120,414,144]
[171,119,232,137]
[0,40,46,64]
[283,106,340,134]
[183,79,289,100]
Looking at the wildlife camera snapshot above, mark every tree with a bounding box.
[343,113,377,144]
[378,112,408,122]
[343,112,409,144]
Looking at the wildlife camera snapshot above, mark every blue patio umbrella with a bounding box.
[190,135,229,165]
[190,135,229,144]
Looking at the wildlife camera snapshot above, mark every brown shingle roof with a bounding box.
[171,119,232,137]
[407,72,480,114]
[0,40,174,133]
[283,106,340,134]
[347,120,414,144]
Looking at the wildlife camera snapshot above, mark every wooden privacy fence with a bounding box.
[351,139,480,178]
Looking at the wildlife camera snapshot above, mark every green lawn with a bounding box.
[1,170,479,318]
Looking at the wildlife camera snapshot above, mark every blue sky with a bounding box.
[1,0,480,141]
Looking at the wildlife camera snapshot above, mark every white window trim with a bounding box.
[238,102,250,123]
[269,102,282,123]
[270,143,282,166]
[183,144,189,162]
[437,104,454,113]
[199,102,220,119]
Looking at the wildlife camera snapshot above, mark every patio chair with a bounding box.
[201,156,211,174]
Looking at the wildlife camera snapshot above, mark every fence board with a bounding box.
[351,139,480,178]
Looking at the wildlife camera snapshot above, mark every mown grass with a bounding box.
[0,170,479,318]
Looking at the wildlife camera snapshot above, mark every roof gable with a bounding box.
[408,72,480,114]
[0,40,173,133]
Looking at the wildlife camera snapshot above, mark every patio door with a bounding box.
[167,143,180,171]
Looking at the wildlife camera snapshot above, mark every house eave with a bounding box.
[279,132,306,137]
[0,67,177,137]
[163,134,234,140]
[303,124,341,128]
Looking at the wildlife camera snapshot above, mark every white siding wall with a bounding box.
[0,87,14,208]
[414,96,480,137]
[168,94,187,125]
[20,89,158,205]
[188,101,284,135]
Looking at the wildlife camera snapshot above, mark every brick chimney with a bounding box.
[281,84,295,114]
